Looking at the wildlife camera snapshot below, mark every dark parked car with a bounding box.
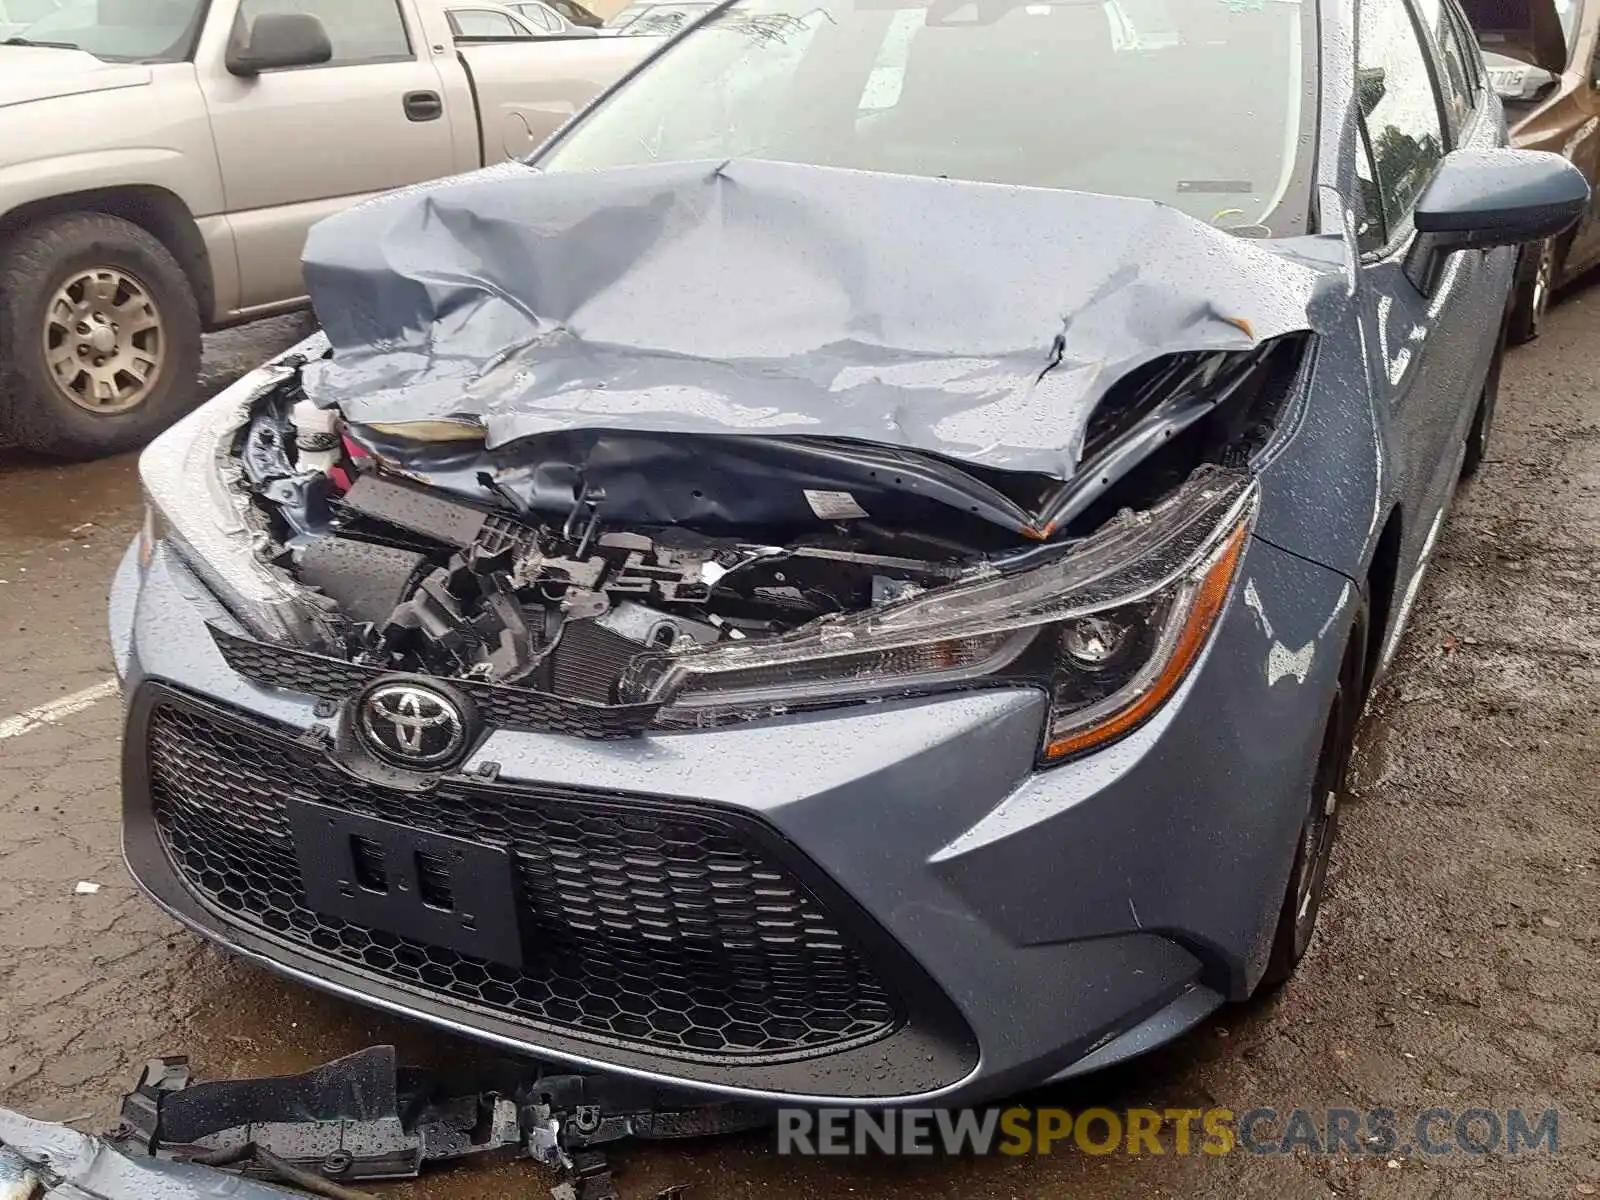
[1465,0,1600,339]
[114,0,1585,1106]
[546,0,604,25]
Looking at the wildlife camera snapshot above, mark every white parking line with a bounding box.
[0,679,119,741]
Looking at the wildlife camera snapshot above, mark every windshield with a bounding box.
[541,0,1315,233]
[1555,0,1579,46]
[607,1,713,31]
[0,0,64,34]
[16,0,203,58]
[1475,0,1581,66]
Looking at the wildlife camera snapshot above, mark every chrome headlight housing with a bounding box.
[625,466,1258,762]
[138,338,328,643]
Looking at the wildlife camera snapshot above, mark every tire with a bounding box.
[1258,623,1365,989]
[1460,317,1506,481]
[1505,237,1555,346]
[0,212,202,460]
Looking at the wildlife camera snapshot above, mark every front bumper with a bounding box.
[112,530,1355,1106]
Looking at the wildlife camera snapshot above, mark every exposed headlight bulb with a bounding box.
[1061,615,1127,666]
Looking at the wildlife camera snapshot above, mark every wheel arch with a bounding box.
[0,187,216,325]
[1361,506,1404,699]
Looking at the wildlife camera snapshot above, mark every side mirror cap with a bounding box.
[1414,148,1590,250]
[226,12,333,77]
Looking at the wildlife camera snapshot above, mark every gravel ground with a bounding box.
[0,295,1595,1199]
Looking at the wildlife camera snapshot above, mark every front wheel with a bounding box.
[1505,237,1555,346]
[1460,319,1506,481]
[1258,629,1364,989]
[0,212,202,460]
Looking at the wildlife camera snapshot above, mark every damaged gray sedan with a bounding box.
[112,0,1588,1105]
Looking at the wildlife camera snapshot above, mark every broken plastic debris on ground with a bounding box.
[0,1046,765,1200]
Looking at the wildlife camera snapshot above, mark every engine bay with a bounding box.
[279,470,977,704]
[227,332,1299,713]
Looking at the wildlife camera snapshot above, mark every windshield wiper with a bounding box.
[2,36,82,47]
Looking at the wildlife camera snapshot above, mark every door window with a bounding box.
[1441,0,1482,97]
[519,2,558,29]
[1357,0,1447,246]
[1411,0,1473,134]
[450,6,525,34]
[240,0,413,63]
[1355,116,1386,252]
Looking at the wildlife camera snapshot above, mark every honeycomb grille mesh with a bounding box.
[146,696,902,1059]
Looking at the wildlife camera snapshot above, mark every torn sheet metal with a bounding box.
[301,157,1344,482]
[0,1107,302,1200]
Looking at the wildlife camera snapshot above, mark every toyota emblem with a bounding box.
[357,681,467,768]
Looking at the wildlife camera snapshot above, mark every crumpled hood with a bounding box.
[0,48,151,108]
[302,157,1345,483]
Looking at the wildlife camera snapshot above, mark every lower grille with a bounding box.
[145,695,902,1060]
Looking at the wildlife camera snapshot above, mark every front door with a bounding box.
[1354,0,1506,591]
[198,0,458,313]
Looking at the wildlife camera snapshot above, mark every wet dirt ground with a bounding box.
[0,297,1597,1200]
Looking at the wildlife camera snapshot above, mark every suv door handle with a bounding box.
[403,90,443,122]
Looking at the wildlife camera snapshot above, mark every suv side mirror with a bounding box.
[1415,147,1590,250]
[226,12,333,76]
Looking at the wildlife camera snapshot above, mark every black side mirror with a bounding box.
[1415,147,1589,250]
[226,12,333,76]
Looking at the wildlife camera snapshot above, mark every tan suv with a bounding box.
[1467,0,1600,340]
[0,0,653,458]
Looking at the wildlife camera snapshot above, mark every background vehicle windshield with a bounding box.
[1475,0,1582,97]
[606,1,714,32]
[0,0,65,36]
[17,0,203,59]
[542,0,1315,233]
[1556,0,1580,46]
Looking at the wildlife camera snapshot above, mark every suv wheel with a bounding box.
[0,213,202,459]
